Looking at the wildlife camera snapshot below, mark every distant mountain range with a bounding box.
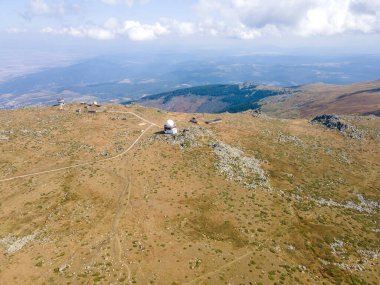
[135,80,380,118]
[1,53,380,108]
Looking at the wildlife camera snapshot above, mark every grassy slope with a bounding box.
[260,80,380,118]
[0,104,379,285]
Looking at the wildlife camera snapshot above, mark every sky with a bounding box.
[1,0,380,58]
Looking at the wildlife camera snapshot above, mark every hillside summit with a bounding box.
[0,104,379,284]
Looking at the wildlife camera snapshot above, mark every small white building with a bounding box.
[57,98,65,110]
[164,120,178,135]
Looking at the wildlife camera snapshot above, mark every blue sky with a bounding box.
[1,0,380,56]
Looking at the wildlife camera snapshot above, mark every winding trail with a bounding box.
[1,109,273,284]
[21,110,160,284]
[0,111,158,183]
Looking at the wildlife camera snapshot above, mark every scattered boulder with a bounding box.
[358,249,380,261]
[99,150,110,156]
[314,193,379,214]
[311,114,363,139]
[0,232,39,254]
[278,131,304,148]
[0,130,13,134]
[250,109,262,117]
[330,239,345,256]
[211,141,269,190]
[189,117,199,124]
[244,109,264,118]
[115,145,124,153]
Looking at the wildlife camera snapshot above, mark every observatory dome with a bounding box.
[165,120,175,128]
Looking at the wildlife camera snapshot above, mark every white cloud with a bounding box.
[41,18,170,41]
[196,20,264,39]
[41,26,115,40]
[87,28,115,40]
[195,0,380,39]
[40,26,54,33]
[5,27,28,34]
[26,0,81,17]
[100,0,150,6]
[178,22,196,36]
[122,21,169,40]
[161,19,196,36]
[30,0,49,15]
[38,0,380,41]
[297,0,380,36]
[104,17,119,30]
[119,78,133,84]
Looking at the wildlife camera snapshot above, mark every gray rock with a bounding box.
[0,232,39,254]
[278,131,304,148]
[211,141,269,190]
[311,114,363,139]
[150,127,212,149]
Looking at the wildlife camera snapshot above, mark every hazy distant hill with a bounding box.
[259,80,380,118]
[1,53,380,108]
[136,80,380,117]
[134,83,289,113]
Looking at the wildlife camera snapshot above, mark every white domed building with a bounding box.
[164,119,178,135]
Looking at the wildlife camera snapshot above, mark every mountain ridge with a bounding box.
[135,80,380,118]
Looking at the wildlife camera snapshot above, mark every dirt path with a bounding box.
[3,110,159,283]
[109,110,159,127]
[111,173,132,283]
[0,111,158,183]
[184,251,253,285]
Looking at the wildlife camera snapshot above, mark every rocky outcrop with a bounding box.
[244,109,268,118]
[151,127,212,149]
[311,114,363,139]
[152,128,270,190]
[211,141,269,190]
[0,232,39,254]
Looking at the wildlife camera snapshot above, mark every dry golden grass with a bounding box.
[0,104,379,285]
[260,80,380,118]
